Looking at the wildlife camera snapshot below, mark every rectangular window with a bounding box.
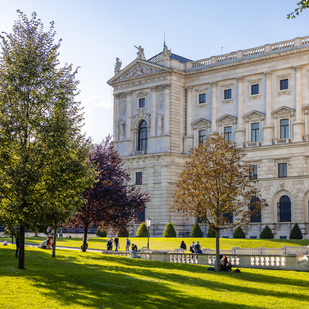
[251,123,260,142]
[250,165,258,180]
[280,119,289,139]
[224,89,232,100]
[280,79,289,90]
[139,98,145,108]
[199,130,206,145]
[251,84,259,95]
[136,172,143,185]
[199,93,206,104]
[278,163,287,178]
[224,126,232,141]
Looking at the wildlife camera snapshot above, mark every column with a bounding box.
[125,91,132,140]
[293,65,304,142]
[150,87,157,136]
[164,84,170,134]
[211,82,217,132]
[114,93,120,141]
[235,77,245,146]
[263,71,274,145]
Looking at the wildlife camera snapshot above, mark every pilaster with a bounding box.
[263,71,274,145]
[293,65,304,142]
[211,82,217,133]
[235,77,245,146]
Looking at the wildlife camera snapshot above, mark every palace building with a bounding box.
[107,37,309,239]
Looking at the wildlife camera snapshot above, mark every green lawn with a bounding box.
[0,245,309,308]
[1,236,309,251]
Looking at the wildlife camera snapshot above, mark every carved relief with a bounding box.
[118,65,162,81]
[157,114,163,135]
[158,92,164,109]
[249,94,262,101]
[120,99,126,115]
[131,109,151,128]
[114,76,168,90]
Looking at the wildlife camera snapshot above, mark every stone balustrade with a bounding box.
[101,246,309,271]
[189,35,309,71]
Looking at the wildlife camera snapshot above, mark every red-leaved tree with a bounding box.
[70,136,150,252]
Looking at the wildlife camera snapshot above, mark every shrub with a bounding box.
[259,225,274,239]
[207,226,216,238]
[136,222,149,237]
[96,227,107,237]
[233,226,246,238]
[118,226,129,237]
[163,223,176,237]
[190,223,203,237]
[290,223,303,239]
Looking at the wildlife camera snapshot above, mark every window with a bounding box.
[137,207,145,223]
[250,198,261,222]
[199,93,206,104]
[223,212,233,223]
[224,89,232,100]
[139,98,145,108]
[280,119,289,139]
[251,84,259,95]
[280,79,289,90]
[138,120,148,151]
[224,126,232,141]
[250,165,258,180]
[251,123,259,142]
[136,172,143,185]
[278,163,287,178]
[278,195,291,222]
[199,130,206,145]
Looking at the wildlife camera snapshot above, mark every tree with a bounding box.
[290,223,303,239]
[136,222,149,237]
[288,1,309,18]
[207,226,216,238]
[0,11,95,268]
[259,225,274,239]
[190,223,203,237]
[163,223,176,237]
[233,226,246,238]
[173,133,267,271]
[69,136,150,252]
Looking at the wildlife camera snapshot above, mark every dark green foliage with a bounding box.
[190,223,203,237]
[96,227,107,237]
[118,226,129,237]
[136,222,148,237]
[163,223,176,237]
[207,226,216,238]
[290,223,303,239]
[233,226,246,238]
[259,225,274,239]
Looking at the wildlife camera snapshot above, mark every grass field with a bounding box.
[0,245,309,309]
[1,236,309,251]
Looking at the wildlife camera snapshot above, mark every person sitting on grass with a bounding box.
[129,244,142,258]
[194,241,203,253]
[222,256,232,271]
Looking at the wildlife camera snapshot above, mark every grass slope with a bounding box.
[0,246,309,309]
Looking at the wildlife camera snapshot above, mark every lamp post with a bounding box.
[146,218,151,249]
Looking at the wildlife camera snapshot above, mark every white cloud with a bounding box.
[82,96,112,112]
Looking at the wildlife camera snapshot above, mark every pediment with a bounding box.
[216,114,238,123]
[243,110,265,120]
[272,106,295,116]
[108,59,169,85]
[192,118,211,129]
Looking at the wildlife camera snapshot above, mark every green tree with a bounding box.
[233,226,246,238]
[290,223,303,239]
[96,226,107,237]
[0,11,95,269]
[163,223,176,237]
[136,222,148,237]
[259,225,274,239]
[173,133,267,271]
[190,223,203,237]
[207,226,216,238]
[288,1,309,18]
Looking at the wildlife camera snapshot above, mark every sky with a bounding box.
[0,0,309,143]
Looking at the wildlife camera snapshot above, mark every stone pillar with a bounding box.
[164,84,170,134]
[186,86,193,136]
[114,93,120,141]
[211,82,217,132]
[235,77,245,146]
[126,91,132,140]
[293,65,304,142]
[151,87,157,136]
[263,71,274,145]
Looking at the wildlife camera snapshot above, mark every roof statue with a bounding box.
[162,41,171,59]
[114,57,122,74]
[134,45,146,60]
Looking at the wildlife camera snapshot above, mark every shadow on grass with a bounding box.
[0,247,308,308]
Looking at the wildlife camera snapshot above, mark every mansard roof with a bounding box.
[148,52,192,63]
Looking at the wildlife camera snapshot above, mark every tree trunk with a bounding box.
[215,228,220,271]
[52,229,57,258]
[82,225,88,252]
[18,225,25,269]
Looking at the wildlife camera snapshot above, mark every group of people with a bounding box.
[218,254,232,271]
[39,236,53,249]
[107,236,132,252]
[179,240,203,254]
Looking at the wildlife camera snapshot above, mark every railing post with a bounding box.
[232,247,240,254]
[264,44,271,54]
[236,50,243,59]
[210,56,217,65]
[294,37,301,48]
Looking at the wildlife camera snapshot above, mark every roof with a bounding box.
[148,52,192,63]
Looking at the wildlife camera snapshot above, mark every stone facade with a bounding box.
[108,37,309,239]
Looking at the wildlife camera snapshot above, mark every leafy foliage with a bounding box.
[163,223,176,237]
[207,226,216,238]
[190,223,203,237]
[233,226,246,238]
[172,133,267,270]
[118,225,129,237]
[290,223,303,239]
[260,225,274,239]
[136,222,149,237]
[287,0,309,18]
[96,227,107,237]
[0,11,95,268]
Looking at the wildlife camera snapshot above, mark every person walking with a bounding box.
[125,237,131,251]
[114,235,119,251]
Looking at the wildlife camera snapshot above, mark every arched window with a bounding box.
[250,198,261,222]
[138,120,147,151]
[278,195,291,222]
[137,207,145,223]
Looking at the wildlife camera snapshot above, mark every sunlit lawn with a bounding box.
[1,236,309,251]
[0,245,309,309]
